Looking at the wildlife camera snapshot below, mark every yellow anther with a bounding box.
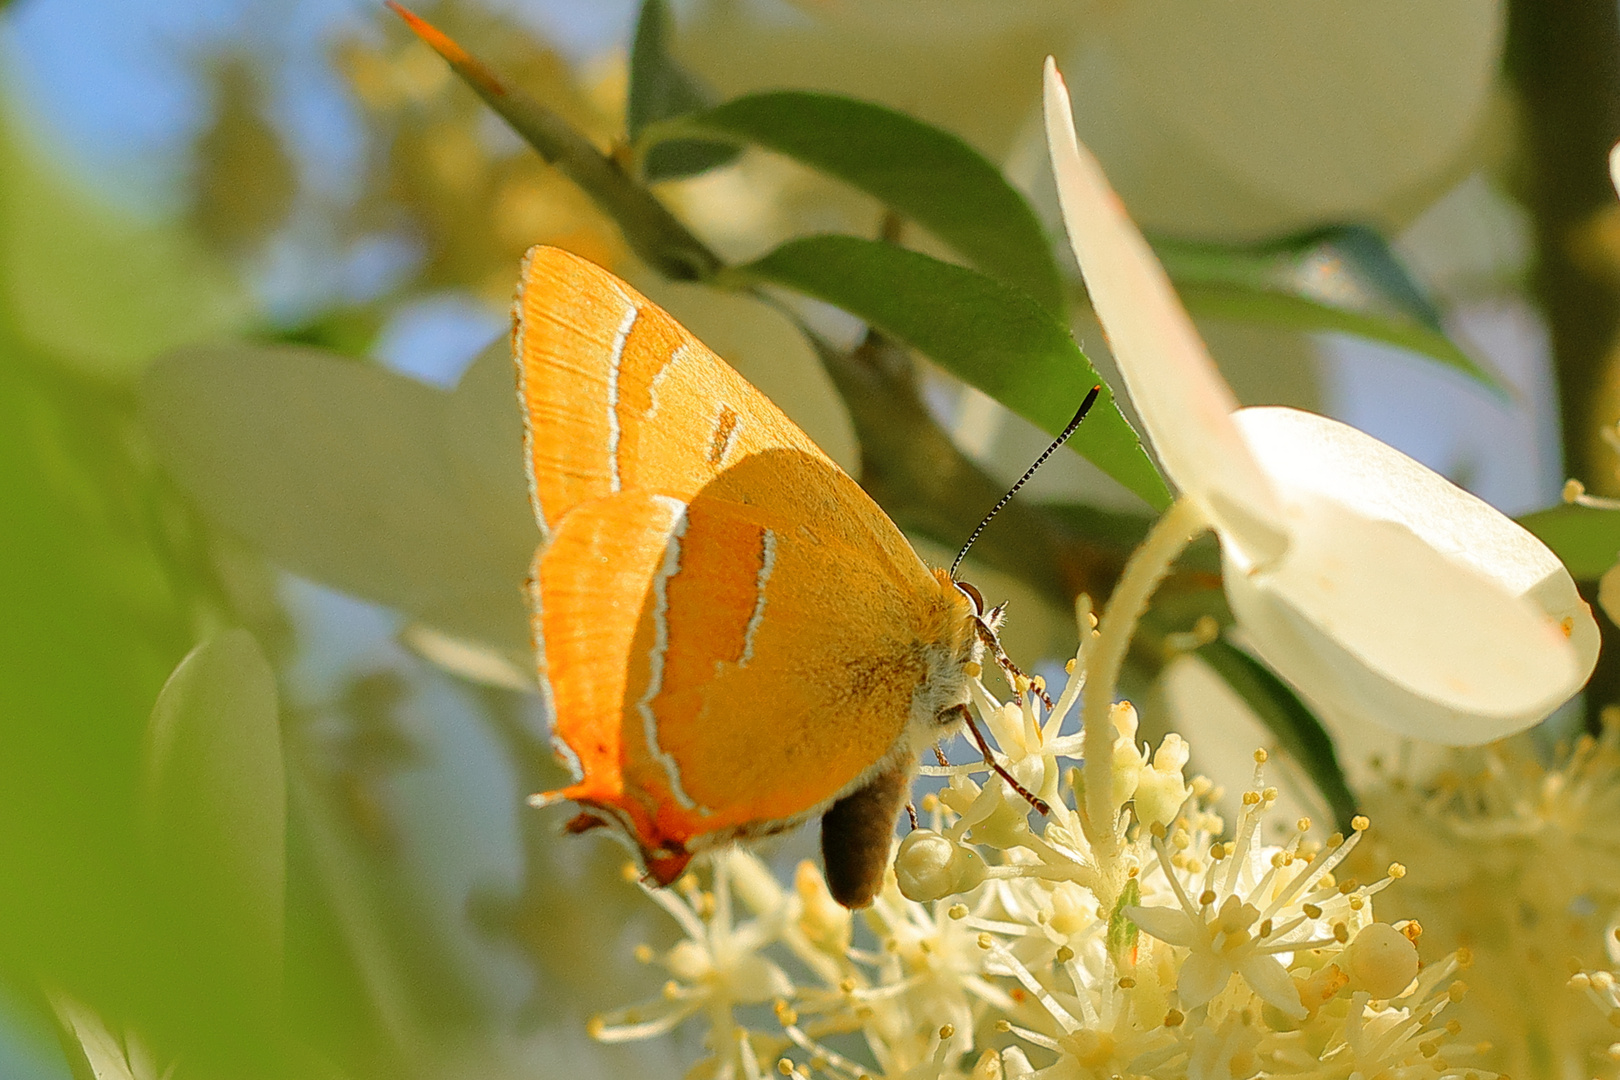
[1118,976,1137,988]
[1388,862,1407,879]
[939,1025,955,1040]
[1055,945,1075,964]
[1199,889,1217,906]
[1253,749,1268,764]
[948,903,969,920]
[1164,1009,1185,1027]
[977,933,993,950]
[1351,816,1370,832]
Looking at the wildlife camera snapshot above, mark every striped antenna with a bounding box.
[949,385,1102,581]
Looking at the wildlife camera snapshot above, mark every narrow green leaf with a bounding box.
[1155,226,1499,393]
[141,342,537,652]
[1517,502,1620,580]
[1195,639,1357,832]
[627,0,738,180]
[733,235,1171,509]
[667,92,1064,315]
[142,629,284,1012]
[389,2,719,281]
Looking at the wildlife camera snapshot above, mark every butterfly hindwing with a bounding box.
[518,246,975,882]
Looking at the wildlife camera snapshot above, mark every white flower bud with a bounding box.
[894,829,987,902]
[1347,922,1418,999]
[1135,734,1191,830]
[1110,737,1146,809]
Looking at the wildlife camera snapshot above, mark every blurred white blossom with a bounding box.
[591,639,1486,1080]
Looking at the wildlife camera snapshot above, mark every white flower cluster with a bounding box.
[1359,715,1620,1079]
[591,641,1490,1080]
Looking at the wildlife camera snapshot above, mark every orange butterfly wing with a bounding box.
[516,247,973,879]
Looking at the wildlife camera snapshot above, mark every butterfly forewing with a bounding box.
[518,247,974,884]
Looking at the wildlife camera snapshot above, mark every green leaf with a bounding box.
[1155,225,1499,393]
[1517,502,1620,580]
[667,92,1064,315]
[143,629,284,1011]
[627,0,738,181]
[142,342,537,652]
[732,235,1171,510]
[390,2,719,281]
[1195,638,1357,831]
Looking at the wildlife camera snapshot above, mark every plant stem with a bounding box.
[1081,498,1208,872]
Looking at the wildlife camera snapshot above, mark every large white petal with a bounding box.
[1043,59,1288,569]
[1225,407,1594,745]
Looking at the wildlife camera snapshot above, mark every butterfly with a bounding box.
[517,246,1068,907]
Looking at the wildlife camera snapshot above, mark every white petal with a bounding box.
[1043,59,1287,567]
[727,954,794,1004]
[1226,407,1595,745]
[1610,141,1620,201]
[592,998,702,1043]
[1175,949,1233,1011]
[1239,953,1307,1019]
[1126,905,1198,947]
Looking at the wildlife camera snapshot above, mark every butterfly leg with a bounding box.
[973,617,1055,710]
[945,703,1050,816]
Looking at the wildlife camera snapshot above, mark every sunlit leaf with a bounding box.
[732,235,1171,509]
[1154,226,1498,391]
[142,343,537,652]
[1517,502,1620,580]
[627,0,737,181]
[442,340,538,553]
[1195,638,1357,831]
[667,91,1064,315]
[143,629,283,1008]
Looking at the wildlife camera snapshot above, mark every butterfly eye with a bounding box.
[955,580,986,615]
